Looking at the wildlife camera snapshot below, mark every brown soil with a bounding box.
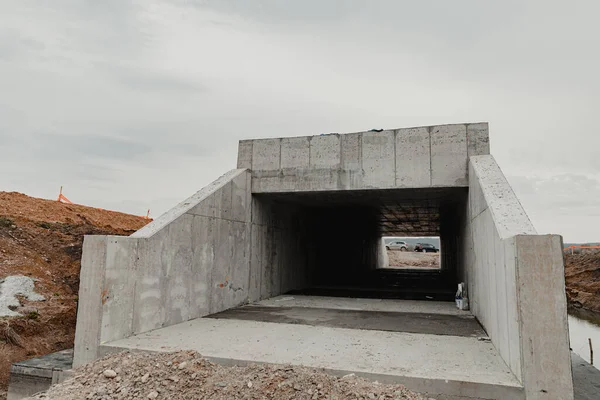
[387,250,440,269]
[0,191,150,398]
[565,250,600,313]
[31,351,431,400]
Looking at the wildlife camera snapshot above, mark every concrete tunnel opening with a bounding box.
[253,186,467,302]
[69,125,575,399]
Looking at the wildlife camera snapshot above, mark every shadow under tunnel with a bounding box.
[254,187,468,302]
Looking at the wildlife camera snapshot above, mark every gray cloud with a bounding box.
[0,0,598,241]
[96,62,208,95]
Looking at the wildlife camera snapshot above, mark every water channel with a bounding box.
[569,308,600,369]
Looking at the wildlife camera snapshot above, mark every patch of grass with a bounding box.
[0,216,13,228]
[53,292,60,297]
[37,221,53,229]
[26,311,39,320]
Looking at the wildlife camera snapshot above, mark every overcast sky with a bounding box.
[1,0,598,242]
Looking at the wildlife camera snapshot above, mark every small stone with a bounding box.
[317,384,323,389]
[293,384,301,391]
[178,362,188,370]
[247,381,253,388]
[147,391,158,399]
[368,393,375,399]
[116,376,121,382]
[191,373,197,379]
[103,370,117,379]
[141,373,150,383]
[169,376,179,383]
[215,382,227,388]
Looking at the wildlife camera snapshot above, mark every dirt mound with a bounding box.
[387,250,440,269]
[565,250,600,313]
[0,191,151,397]
[30,351,430,400]
[0,192,148,232]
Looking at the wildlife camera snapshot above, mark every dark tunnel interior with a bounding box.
[254,187,468,301]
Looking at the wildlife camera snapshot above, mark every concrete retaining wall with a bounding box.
[74,169,253,366]
[239,123,490,193]
[462,155,573,399]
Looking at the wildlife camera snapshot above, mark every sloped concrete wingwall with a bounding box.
[74,169,253,367]
[461,155,573,399]
[239,123,490,193]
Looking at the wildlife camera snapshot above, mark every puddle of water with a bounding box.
[569,308,600,368]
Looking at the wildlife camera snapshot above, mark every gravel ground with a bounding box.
[30,351,435,400]
[387,251,440,269]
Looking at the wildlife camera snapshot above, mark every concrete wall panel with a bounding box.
[237,140,253,169]
[361,130,396,188]
[252,139,281,171]
[73,236,107,367]
[281,137,310,169]
[310,135,341,169]
[503,237,521,380]
[493,228,508,367]
[163,214,194,327]
[248,223,263,303]
[515,235,573,399]
[99,237,138,343]
[431,124,468,186]
[340,132,361,170]
[209,219,233,313]
[189,215,214,319]
[395,127,431,187]
[467,123,490,156]
[217,182,233,221]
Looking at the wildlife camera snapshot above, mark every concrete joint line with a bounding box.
[470,206,490,223]
[186,212,248,225]
[428,126,433,186]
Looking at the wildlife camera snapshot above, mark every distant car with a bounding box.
[386,241,408,251]
[414,243,439,253]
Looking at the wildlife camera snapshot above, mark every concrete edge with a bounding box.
[469,155,536,239]
[240,122,489,143]
[131,169,248,238]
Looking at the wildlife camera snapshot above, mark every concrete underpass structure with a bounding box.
[73,123,573,399]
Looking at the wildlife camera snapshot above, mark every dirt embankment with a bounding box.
[0,191,150,397]
[565,250,600,313]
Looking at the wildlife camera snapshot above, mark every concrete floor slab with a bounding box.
[257,295,465,315]
[100,318,523,399]
[208,305,486,337]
